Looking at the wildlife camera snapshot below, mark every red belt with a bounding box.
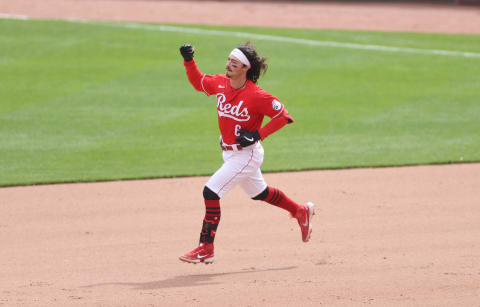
[221,144,243,151]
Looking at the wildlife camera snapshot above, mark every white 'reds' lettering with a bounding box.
[216,93,250,122]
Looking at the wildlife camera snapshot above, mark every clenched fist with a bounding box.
[179,44,194,62]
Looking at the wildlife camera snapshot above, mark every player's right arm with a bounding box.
[179,44,217,96]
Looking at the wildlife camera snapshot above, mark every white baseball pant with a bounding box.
[205,142,267,199]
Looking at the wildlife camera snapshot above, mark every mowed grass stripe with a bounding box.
[0,18,479,186]
[3,16,479,57]
[92,21,480,58]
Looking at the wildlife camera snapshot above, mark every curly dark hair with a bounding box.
[236,42,268,84]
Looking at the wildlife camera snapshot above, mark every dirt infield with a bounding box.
[1,0,480,33]
[1,1,480,306]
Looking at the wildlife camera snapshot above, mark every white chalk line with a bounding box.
[2,14,479,58]
[0,13,29,19]
[84,21,480,59]
[129,22,480,58]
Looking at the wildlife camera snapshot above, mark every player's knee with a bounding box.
[203,186,220,200]
[252,187,269,201]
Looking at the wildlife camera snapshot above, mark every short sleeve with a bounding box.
[255,90,285,119]
[201,74,225,96]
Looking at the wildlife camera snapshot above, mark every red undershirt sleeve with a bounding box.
[183,59,204,92]
[259,109,294,140]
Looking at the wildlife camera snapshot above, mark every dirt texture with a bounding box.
[1,0,480,33]
[1,1,480,306]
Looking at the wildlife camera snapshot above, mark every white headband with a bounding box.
[229,48,251,68]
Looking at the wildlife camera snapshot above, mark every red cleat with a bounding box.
[296,202,315,242]
[179,243,215,264]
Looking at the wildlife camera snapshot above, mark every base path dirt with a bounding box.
[1,0,480,33]
[1,164,480,306]
[1,1,480,306]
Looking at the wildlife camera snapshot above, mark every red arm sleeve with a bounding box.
[183,59,204,92]
[184,60,220,96]
[259,109,294,140]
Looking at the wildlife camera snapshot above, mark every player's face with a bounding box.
[226,56,248,79]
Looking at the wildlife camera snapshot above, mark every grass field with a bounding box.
[1,18,479,187]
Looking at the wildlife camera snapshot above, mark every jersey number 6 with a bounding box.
[234,124,242,137]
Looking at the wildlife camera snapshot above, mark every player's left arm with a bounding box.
[236,93,294,147]
[255,91,295,141]
[258,108,294,140]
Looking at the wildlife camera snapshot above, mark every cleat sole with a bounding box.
[179,256,215,264]
[303,202,315,243]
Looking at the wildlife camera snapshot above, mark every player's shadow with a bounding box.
[83,266,297,290]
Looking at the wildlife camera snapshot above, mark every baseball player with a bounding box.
[178,42,315,264]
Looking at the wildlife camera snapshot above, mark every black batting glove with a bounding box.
[236,130,261,147]
[179,44,194,61]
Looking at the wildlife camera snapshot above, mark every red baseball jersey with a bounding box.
[185,60,287,144]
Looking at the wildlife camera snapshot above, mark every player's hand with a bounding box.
[236,130,260,147]
[179,44,194,61]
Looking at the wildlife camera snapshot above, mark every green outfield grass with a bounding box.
[1,18,479,186]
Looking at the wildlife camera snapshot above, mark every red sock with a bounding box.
[263,186,300,216]
[204,199,221,223]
